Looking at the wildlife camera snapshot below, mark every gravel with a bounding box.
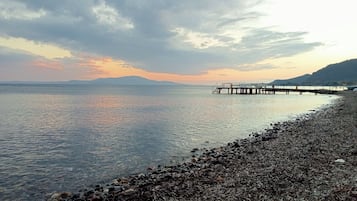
[48,92,357,201]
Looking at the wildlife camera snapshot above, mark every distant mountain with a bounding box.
[68,76,178,85]
[271,59,357,85]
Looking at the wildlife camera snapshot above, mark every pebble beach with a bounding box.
[49,92,357,201]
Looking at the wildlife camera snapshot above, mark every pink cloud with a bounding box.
[31,59,64,70]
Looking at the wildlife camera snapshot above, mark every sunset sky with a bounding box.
[0,0,356,84]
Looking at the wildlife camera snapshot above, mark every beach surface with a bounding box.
[49,92,357,201]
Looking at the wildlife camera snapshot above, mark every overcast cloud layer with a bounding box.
[0,0,322,78]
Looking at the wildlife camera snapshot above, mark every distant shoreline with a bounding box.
[49,92,356,201]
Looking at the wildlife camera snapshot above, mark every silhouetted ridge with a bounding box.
[68,76,178,85]
[271,59,357,85]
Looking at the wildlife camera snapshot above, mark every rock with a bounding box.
[121,188,136,196]
[350,149,357,156]
[334,159,346,163]
[112,179,120,185]
[216,176,224,183]
[49,192,72,201]
[84,190,94,196]
[191,157,198,162]
[351,190,357,197]
[91,195,104,201]
[118,177,129,184]
[49,193,61,201]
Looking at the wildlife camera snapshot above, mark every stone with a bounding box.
[121,188,136,196]
[334,159,346,163]
[49,192,72,201]
[351,191,357,197]
[216,176,224,183]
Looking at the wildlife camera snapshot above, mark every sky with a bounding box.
[0,0,356,84]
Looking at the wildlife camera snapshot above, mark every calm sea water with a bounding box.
[0,84,338,200]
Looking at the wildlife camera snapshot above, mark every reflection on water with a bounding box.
[0,85,339,200]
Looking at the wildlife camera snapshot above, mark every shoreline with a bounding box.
[49,92,357,201]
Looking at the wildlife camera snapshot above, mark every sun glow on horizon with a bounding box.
[79,56,307,84]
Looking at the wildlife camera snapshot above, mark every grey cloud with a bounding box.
[216,12,262,28]
[0,0,323,75]
[216,17,250,28]
[236,29,322,60]
[236,63,277,71]
[185,29,322,72]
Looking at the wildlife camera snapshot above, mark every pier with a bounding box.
[213,83,340,95]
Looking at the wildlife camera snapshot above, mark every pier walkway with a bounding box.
[213,83,340,95]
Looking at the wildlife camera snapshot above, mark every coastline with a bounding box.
[49,92,357,201]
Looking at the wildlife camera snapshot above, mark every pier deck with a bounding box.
[213,84,340,95]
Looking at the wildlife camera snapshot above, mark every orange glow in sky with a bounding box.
[79,56,305,84]
[31,59,64,70]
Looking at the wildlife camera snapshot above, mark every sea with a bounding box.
[0,84,340,200]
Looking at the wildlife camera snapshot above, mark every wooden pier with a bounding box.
[213,83,339,95]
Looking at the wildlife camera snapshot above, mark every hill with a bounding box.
[271,74,311,85]
[271,59,357,85]
[68,76,178,85]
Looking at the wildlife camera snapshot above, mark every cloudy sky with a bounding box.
[0,0,356,84]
